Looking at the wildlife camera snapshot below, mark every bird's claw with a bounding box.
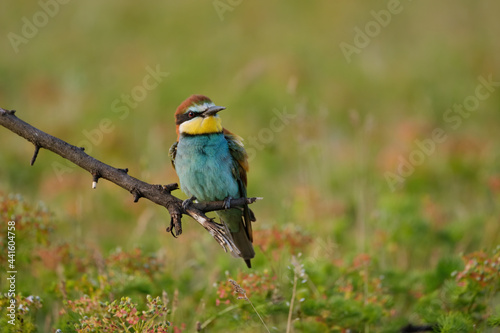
[223,196,233,210]
[182,196,196,211]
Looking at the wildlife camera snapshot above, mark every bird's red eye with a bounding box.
[188,111,195,118]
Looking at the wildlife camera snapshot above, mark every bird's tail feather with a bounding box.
[218,209,255,268]
[231,227,255,268]
[230,226,255,268]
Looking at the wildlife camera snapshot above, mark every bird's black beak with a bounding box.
[203,105,225,117]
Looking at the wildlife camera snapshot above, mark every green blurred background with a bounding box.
[1,0,500,331]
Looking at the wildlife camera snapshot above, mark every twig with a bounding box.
[0,107,259,256]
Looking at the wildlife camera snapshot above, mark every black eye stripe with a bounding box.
[175,111,200,125]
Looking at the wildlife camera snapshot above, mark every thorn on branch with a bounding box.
[162,183,179,194]
[131,190,143,203]
[30,145,41,166]
[117,167,129,174]
[79,147,85,151]
[92,172,101,189]
[0,108,16,115]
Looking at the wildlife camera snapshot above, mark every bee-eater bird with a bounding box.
[169,95,255,268]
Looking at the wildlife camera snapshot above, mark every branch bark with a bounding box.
[0,107,260,256]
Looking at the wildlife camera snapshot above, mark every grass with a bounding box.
[228,279,270,333]
[1,1,500,332]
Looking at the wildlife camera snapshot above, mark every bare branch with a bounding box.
[195,197,263,212]
[0,108,259,255]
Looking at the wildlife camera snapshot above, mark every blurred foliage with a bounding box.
[0,194,499,332]
[1,0,500,332]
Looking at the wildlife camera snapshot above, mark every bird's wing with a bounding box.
[168,141,178,170]
[224,129,248,185]
[224,128,254,242]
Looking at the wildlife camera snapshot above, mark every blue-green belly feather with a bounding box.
[175,133,240,203]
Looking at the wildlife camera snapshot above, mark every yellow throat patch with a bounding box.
[179,116,223,135]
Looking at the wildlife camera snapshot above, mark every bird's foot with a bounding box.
[182,196,196,211]
[223,196,233,210]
